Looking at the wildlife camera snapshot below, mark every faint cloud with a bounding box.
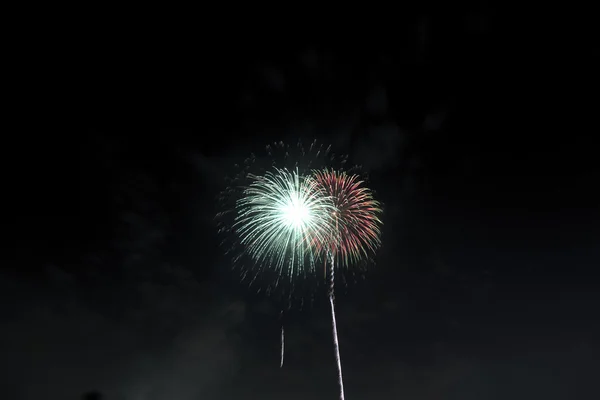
[366,85,388,116]
[0,272,244,400]
[261,65,286,92]
[122,323,241,400]
[354,123,405,171]
[423,107,448,132]
[300,48,319,71]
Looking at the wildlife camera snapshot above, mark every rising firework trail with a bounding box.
[328,254,345,400]
[314,169,383,400]
[280,324,285,368]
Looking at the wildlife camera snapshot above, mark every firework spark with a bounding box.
[233,167,335,286]
[312,169,383,267]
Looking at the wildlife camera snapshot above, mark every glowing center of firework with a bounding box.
[281,197,311,228]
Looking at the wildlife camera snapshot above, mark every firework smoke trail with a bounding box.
[328,253,345,400]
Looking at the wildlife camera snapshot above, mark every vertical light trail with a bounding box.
[328,254,345,400]
[280,325,285,368]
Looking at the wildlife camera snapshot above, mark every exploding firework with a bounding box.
[216,140,349,300]
[312,169,383,268]
[217,141,384,400]
[233,167,335,286]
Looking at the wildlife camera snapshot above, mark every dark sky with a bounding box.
[4,7,599,400]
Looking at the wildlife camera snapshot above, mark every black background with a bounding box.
[3,6,599,399]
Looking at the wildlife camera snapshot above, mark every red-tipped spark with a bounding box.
[312,169,383,267]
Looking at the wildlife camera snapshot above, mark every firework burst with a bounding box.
[217,140,350,299]
[233,167,335,286]
[312,169,383,268]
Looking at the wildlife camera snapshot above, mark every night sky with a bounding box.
[4,8,599,400]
